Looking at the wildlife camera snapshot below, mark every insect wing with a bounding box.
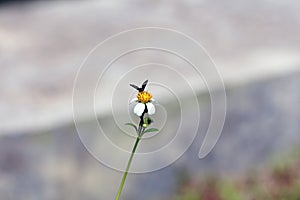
[130,84,140,91]
[141,80,148,91]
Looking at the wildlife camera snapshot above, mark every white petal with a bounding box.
[130,98,138,104]
[134,103,145,116]
[146,102,155,115]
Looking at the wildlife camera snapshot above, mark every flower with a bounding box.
[130,80,156,117]
[130,93,155,117]
[117,80,159,200]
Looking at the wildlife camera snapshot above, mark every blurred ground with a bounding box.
[1,0,300,199]
[1,72,300,199]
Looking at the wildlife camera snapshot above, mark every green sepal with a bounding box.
[125,123,138,133]
[143,128,159,134]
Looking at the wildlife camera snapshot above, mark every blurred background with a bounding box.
[1,0,300,199]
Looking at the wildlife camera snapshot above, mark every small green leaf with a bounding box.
[143,128,159,134]
[125,123,138,132]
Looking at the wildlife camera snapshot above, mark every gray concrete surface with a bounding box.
[1,0,300,133]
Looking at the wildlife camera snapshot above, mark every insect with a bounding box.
[130,80,148,92]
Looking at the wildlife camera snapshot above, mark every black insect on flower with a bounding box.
[130,80,155,117]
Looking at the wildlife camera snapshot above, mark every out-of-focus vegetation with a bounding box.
[174,149,300,200]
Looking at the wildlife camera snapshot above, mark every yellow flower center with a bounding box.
[137,91,152,103]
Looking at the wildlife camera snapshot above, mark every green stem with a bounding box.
[115,136,141,200]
